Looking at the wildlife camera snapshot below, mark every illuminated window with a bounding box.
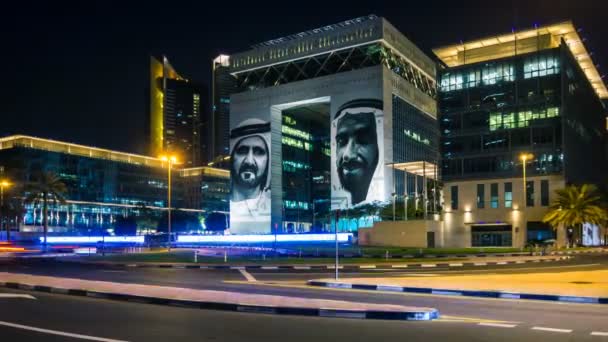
[489,107,559,131]
[490,183,499,208]
[524,54,560,79]
[504,182,512,208]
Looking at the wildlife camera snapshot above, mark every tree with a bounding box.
[114,216,137,236]
[542,184,608,247]
[25,172,67,247]
[205,212,227,232]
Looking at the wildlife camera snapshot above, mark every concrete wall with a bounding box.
[442,175,565,248]
[358,220,442,247]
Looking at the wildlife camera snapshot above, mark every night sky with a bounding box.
[2,0,606,155]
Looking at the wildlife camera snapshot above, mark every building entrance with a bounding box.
[471,224,512,247]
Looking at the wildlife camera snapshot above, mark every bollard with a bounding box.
[385,250,389,260]
[224,251,227,263]
[194,250,198,263]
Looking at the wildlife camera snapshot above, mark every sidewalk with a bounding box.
[0,272,438,321]
[309,269,608,304]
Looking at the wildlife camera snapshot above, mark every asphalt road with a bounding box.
[1,255,608,341]
[0,287,606,342]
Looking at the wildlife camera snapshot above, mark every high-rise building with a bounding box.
[226,15,440,235]
[434,21,608,247]
[211,55,236,165]
[148,56,208,167]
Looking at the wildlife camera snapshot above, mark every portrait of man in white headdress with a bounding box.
[229,119,271,234]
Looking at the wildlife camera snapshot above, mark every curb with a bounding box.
[55,255,571,270]
[0,281,439,321]
[307,279,608,305]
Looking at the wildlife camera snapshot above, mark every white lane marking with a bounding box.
[449,263,463,267]
[421,264,437,268]
[293,266,311,270]
[474,263,487,266]
[238,269,257,282]
[591,332,608,336]
[261,266,278,270]
[0,320,129,341]
[101,270,126,273]
[497,261,508,265]
[359,265,376,269]
[531,326,572,333]
[478,322,517,328]
[0,294,36,300]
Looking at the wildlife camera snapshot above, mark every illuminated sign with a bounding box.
[177,233,353,243]
[42,236,145,244]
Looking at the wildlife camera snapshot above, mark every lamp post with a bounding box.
[519,153,533,248]
[0,180,10,241]
[160,155,178,251]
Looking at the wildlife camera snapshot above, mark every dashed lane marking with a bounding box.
[591,332,608,337]
[478,322,517,328]
[0,294,36,300]
[532,326,572,333]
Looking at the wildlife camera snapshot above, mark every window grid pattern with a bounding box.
[524,51,560,79]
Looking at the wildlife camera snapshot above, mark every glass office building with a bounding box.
[0,135,228,234]
[228,15,440,234]
[434,21,608,247]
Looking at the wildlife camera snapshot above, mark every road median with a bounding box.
[308,267,608,305]
[0,272,438,321]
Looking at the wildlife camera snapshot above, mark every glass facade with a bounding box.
[281,105,331,233]
[392,95,439,197]
[0,138,229,234]
[440,48,564,181]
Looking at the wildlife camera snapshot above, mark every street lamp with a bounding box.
[0,180,11,241]
[519,153,533,248]
[160,155,179,251]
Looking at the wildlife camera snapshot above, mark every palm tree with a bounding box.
[25,172,67,248]
[542,184,608,247]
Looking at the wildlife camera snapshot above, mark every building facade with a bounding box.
[148,56,208,167]
[0,135,228,234]
[434,21,608,247]
[228,15,440,234]
[211,55,237,165]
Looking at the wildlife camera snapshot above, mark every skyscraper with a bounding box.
[148,56,207,167]
[211,54,236,165]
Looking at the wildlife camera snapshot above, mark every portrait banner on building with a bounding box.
[331,98,385,209]
[229,118,271,234]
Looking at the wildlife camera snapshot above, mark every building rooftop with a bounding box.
[432,21,608,99]
[0,134,228,177]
